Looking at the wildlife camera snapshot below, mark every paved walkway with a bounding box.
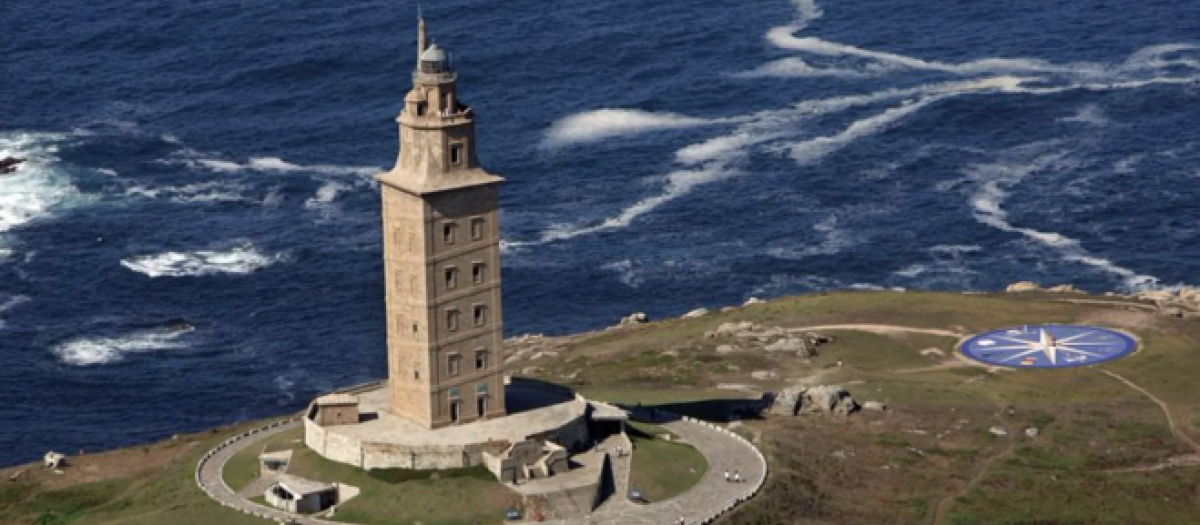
[198,413,765,525]
[196,418,338,525]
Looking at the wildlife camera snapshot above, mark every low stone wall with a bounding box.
[194,417,304,524]
[306,411,591,471]
[676,414,768,525]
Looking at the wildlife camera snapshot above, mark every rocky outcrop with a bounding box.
[1006,281,1041,292]
[682,308,709,319]
[763,337,814,358]
[0,157,24,175]
[617,312,649,327]
[743,297,766,306]
[1046,284,1082,293]
[861,401,887,411]
[770,385,859,416]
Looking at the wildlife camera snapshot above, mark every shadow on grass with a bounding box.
[620,393,774,423]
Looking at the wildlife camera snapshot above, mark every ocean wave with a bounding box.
[0,131,91,234]
[174,151,378,177]
[0,294,30,330]
[124,181,255,204]
[1058,104,1110,127]
[121,244,287,278]
[541,109,721,148]
[965,147,1160,291]
[52,327,193,366]
[304,181,350,213]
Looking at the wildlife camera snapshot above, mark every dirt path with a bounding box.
[786,324,965,338]
[1098,369,1200,454]
[928,409,1014,525]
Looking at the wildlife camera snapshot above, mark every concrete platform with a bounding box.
[306,378,590,470]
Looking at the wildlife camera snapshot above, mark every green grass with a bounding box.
[0,420,285,525]
[627,422,708,503]
[222,426,304,492]
[283,446,516,525]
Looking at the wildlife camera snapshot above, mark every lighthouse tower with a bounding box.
[377,18,507,429]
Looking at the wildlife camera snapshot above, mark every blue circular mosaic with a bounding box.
[960,325,1137,368]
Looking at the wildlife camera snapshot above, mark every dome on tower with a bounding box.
[420,44,447,63]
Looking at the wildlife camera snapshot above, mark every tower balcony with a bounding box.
[413,70,457,85]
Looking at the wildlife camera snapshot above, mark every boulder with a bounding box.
[720,306,736,313]
[743,297,767,306]
[711,321,758,337]
[715,344,737,355]
[862,401,887,411]
[1006,281,1041,292]
[771,385,859,416]
[769,386,805,416]
[751,370,777,380]
[764,337,815,358]
[989,426,1008,437]
[1025,427,1039,439]
[618,312,649,327]
[1046,284,1081,293]
[681,308,709,319]
[43,452,67,469]
[804,385,859,415]
[0,157,24,175]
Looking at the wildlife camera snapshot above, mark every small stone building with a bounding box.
[259,450,292,476]
[483,439,569,483]
[265,474,338,514]
[312,394,360,426]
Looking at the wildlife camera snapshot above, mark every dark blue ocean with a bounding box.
[1,0,1198,465]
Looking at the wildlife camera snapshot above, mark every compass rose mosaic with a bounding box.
[960,324,1137,369]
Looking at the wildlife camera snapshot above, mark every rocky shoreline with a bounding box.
[1004,281,1200,319]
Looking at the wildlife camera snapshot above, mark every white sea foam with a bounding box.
[0,294,30,330]
[179,153,378,177]
[965,148,1159,290]
[929,244,983,254]
[1113,154,1144,175]
[0,132,91,234]
[601,259,642,288]
[1058,104,1110,126]
[738,57,876,79]
[121,244,287,278]
[52,327,193,366]
[541,109,721,148]
[125,182,253,204]
[304,181,349,210]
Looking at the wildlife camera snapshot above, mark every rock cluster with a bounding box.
[1133,287,1200,318]
[1004,281,1081,293]
[704,322,831,358]
[0,157,24,175]
[770,385,859,416]
[616,312,649,328]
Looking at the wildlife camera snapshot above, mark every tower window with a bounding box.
[443,222,457,245]
[473,304,487,327]
[449,387,460,399]
[448,354,461,377]
[416,102,427,116]
[446,308,460,332]
[472,262,485,284]
[444,267,458,290]
[475,349,488,370]
[414,369,420,380]
[450,144,463,165]
[476,383,488,396]
[470,217,485,240]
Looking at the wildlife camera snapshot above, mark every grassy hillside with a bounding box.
[4,290,1199,525]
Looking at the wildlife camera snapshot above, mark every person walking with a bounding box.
[723,469,730,482]
[733,469,742,483]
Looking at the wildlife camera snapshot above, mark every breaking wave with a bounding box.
[0,131,92,234]
[174,152,378,177]
[965,147,1159,290]
[541,109,724,148]
[52,326,194,366]
[0,295,30,330]
[120,244,287,278]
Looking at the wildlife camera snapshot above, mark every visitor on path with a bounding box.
[724,470,730,482]
[733,470,742,483]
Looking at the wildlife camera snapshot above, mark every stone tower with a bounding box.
[377,18,507,429]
